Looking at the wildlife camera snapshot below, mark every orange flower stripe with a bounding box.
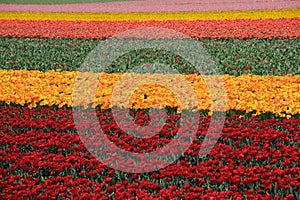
[0,18,299,39]
[0,70,299,117]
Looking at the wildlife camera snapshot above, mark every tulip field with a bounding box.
[0,1,299,199]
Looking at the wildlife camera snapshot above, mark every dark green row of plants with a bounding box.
[0,37,299,75]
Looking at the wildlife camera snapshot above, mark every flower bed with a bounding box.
[1,37,299,75]
[0,18,299,39]
[0,70,299,117]
[0,106,299,199]
[0,8,299,200]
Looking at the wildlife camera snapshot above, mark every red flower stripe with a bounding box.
[0,106,299,199]
[0,18,299,39]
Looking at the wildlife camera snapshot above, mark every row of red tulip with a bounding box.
[0,18,299,39]
[1,106,299,199]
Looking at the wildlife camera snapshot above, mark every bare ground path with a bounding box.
[0,0,299,12]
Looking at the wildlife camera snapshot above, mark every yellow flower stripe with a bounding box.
[0,9,299,21]
[0,70,299,118]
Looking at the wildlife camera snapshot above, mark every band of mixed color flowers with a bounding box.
[1,37,298,76]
